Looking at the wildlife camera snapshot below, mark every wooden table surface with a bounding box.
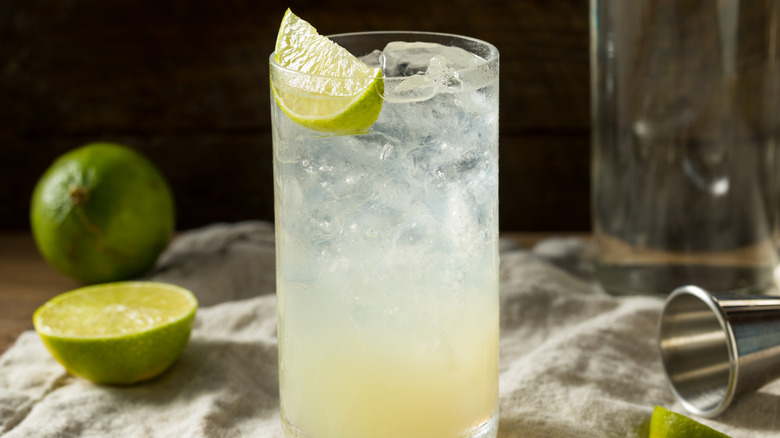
[0,233,80,354]
[0,231,566,355]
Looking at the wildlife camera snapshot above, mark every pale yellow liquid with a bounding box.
[277,281,499,438]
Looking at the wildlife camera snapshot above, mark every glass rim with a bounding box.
[269,30,499,81]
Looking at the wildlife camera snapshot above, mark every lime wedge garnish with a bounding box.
[650,406,731,438]
[33,281,198,385]
[272,9,383,133]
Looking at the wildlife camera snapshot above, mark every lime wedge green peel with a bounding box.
[650,406,731,438]
[33,281,198,385]
[272,9,383,133]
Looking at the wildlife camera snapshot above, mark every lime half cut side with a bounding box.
[33,281,198,385]
[272,9,383,134]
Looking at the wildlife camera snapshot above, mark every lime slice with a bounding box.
[272,9,383,133]
[650,406,731,438]
[33,281,198,385]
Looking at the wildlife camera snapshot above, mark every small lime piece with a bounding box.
[650,406,731,438]
[30,142,175,284]
[33,281,197,385]
[272,9,383,133]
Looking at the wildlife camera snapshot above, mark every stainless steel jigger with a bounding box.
[658,285,780,417]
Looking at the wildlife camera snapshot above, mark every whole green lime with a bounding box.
[31,143,175,284]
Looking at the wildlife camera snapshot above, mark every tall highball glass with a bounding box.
[271,31,500,438]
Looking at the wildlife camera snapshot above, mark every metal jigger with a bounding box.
[658,285,780,417]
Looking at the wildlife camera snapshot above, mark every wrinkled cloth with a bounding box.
[1,221,779,437]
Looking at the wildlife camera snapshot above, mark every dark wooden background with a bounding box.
[0,0,591,232]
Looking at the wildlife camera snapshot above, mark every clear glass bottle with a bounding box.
[591,0,780,295]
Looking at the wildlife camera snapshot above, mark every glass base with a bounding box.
[467,414,499,438]
[281,411,499,438]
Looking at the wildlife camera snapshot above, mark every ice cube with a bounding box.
[381,42,484,77]
[383,74,438,103]
[358,49,383,69]
[380,41,486,102]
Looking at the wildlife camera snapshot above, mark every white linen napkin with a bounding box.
[2,221,778,437]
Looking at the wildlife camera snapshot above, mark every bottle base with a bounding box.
[596,263,778,296]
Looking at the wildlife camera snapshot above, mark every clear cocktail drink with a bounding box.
[271,30,499,438]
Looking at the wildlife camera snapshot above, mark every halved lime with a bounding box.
[33,281,198,385]
[650,406,730,438]
[271,9,383,133]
